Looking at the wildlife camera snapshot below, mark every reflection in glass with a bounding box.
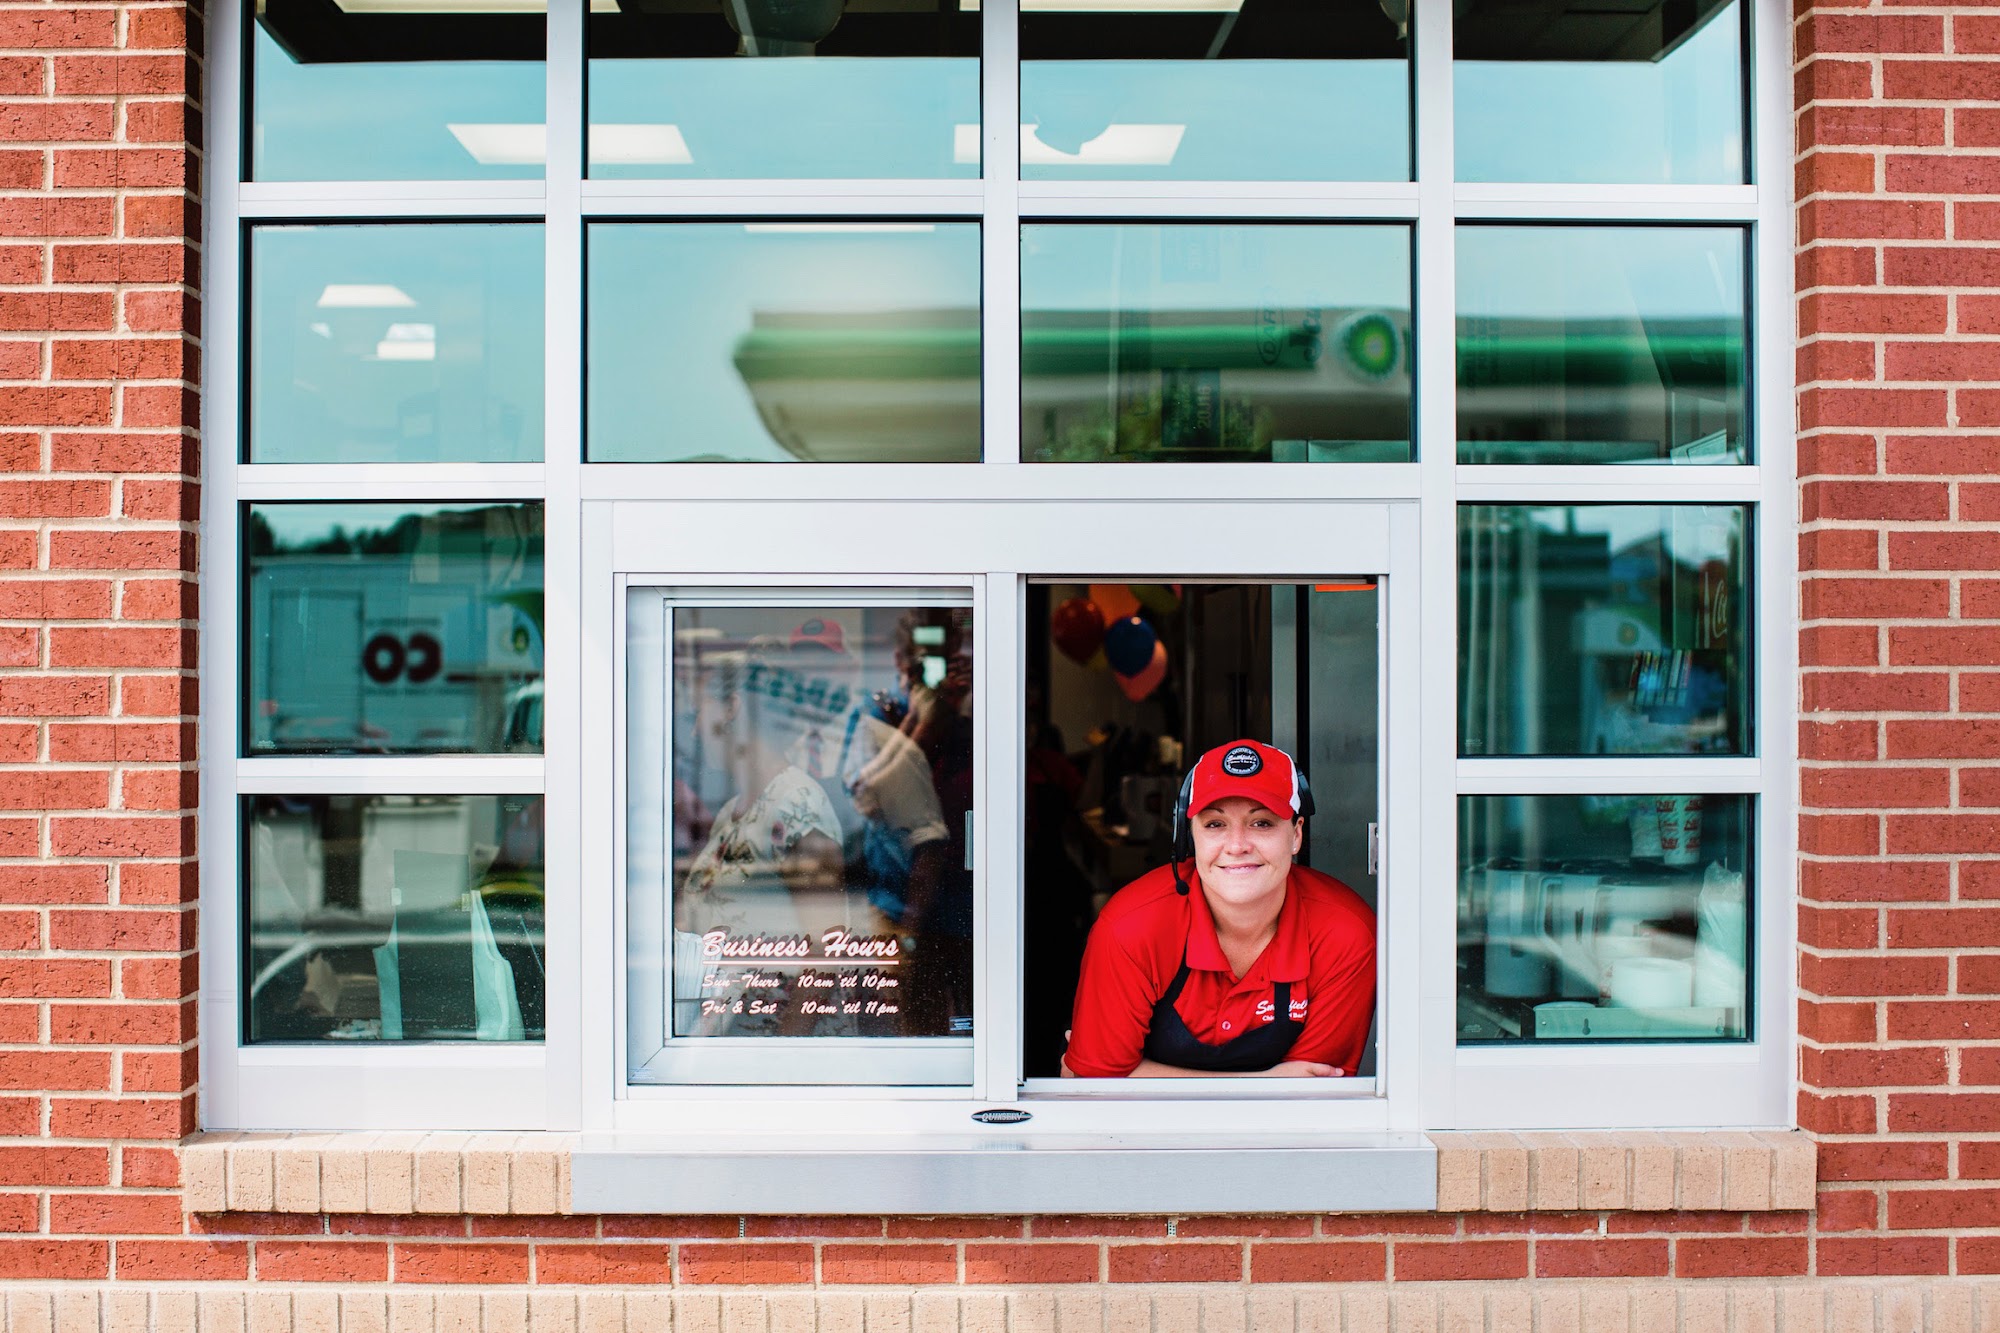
[251,1,546,182]
[1457,227,1747,465]
[246,794,545,1043]
[668,604,974,1040]
[249,224,545,465]
[587,223,981,463]
[1458,505,1749,757]
[245,503,544,755]
[1021,581,1381,1077]
[1457,794,1750,1043]
[1022,224,1411,463]
[1455,0,1745,184]
[1021,0,1407,181]
[587,1,977,179]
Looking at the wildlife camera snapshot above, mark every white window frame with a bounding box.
[579,499,1420,1138]
[200,0,1797,1136]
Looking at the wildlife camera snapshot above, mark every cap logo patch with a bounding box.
[1220,745,1263,777]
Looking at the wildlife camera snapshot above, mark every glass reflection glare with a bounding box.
[1022,224,1412,463]
[667,604,975,1040]
[587,2,978,180]
[251,4,546,182]
[1021,0,1408,181]
[245,503,545,756]
[245,794,546,1043]
[1456,226,1748,465]
[1457,794,1751,1044]
[1458,505,1750,757]
[586,223,981,463]
[249,224,545,465]
[1454,0,1745,184]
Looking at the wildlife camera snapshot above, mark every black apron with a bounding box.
[1139,950,1305,1073]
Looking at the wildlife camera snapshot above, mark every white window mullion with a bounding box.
[198,0,250,1132]
[544,0,589,1132]
[982,0,1022,466]
[1412,0,1461,1134]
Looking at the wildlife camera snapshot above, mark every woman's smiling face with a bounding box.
[1191,795,1302,911]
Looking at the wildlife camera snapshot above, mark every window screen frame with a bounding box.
[199,0,1797,1135]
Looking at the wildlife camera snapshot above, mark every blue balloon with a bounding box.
[1102,616,1158,677]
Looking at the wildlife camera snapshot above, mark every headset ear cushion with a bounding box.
[1295,770,1316,821]
[1170,766,1197,863]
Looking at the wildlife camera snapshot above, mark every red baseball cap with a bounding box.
[1188,740,1307,819]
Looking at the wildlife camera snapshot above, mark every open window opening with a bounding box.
[1021,579,1382,1084]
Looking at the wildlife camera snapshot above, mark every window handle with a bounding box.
[1368,822,1380,878]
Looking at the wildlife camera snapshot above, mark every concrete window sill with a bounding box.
[182,1129,1814,1217]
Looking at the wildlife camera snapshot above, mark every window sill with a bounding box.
[182,1129,1814,1216]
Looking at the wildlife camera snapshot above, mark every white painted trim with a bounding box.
[236,465,546,499]
[235,758,545,793]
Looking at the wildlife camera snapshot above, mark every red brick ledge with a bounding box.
[182,1131,1814,1216]
[0,1280,1976,1331]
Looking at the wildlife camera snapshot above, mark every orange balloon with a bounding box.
[1089,583,1141,623]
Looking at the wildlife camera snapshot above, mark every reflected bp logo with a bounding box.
[1337,312,1401,382]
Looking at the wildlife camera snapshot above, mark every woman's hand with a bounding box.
[1265,1060,1344,1078]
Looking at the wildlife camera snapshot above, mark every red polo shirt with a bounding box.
[1063,863,1377,1078]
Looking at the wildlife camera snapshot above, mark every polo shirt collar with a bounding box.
[1186,869,1308,983]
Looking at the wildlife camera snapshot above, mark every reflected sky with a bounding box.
[588,59,978,179]
[586,224,982,463]
[252,24,545,182]
[251,225,545,465]
[1024,224,1410,313]
[1458,225,1743,323]
[1455,4,1743,184]
[1021,61,1407,181]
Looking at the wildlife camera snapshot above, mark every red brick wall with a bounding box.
[0,0,202,1279]
[1,0,1998,1295]
[1795,0,2000,1282]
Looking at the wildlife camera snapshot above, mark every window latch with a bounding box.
[1368,822,1380,877]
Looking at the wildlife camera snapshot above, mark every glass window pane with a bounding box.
[246,794,546,1043]
[586,3,977,179]
[1454,0,1745,184]
[1022,224,1412,463]
[251,0,546,182]
[1023,581,1381,1079]
[636,600,975,1058]
[249,224,546,465]
[1457,794,1751,1044]
[1457,227,1748,466]
[245,503,545,756]
[587,224,981,463]
[1020,0,1408,182]
[1458,505,1750,757]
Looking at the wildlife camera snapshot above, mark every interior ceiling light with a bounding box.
[316,284,417,309]
[743,223,938,234]
[953,123,1185,166]
[448,122,546,166]
[446,123,694,167]
[589,124,695,166]
[374,322,438,362]
[963,0,1244,11]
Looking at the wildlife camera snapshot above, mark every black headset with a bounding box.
[1168,744,1316,895]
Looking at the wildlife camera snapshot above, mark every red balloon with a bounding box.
[1052,597,1106,664]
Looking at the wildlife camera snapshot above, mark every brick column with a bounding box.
[1796,0,2000,1278]
[0,0,201,1278]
